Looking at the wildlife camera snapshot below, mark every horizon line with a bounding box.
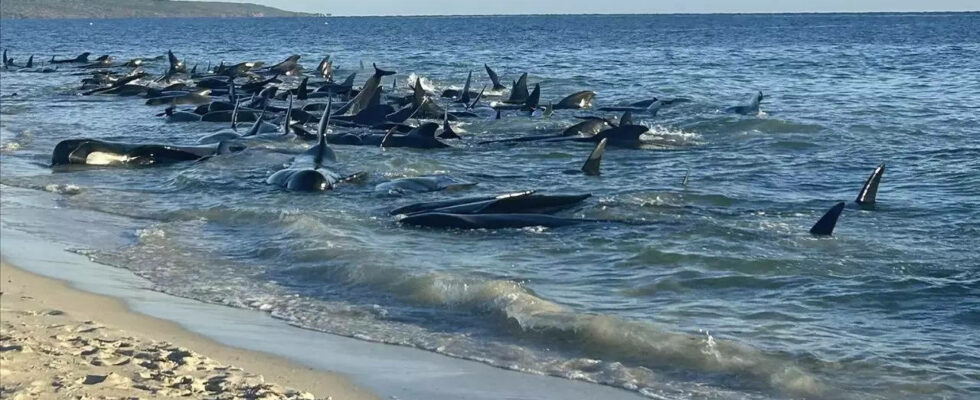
[317,10,978,17]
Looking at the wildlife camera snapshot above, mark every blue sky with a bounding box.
[210,0,979,16]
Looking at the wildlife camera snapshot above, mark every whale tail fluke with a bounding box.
[582,138,608,176]
[810,202,846,236]
[374,63,396,77]
[856,163,885,206]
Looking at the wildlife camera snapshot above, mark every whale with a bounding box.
[390,191,591,216]
[50,52,91,64]
[856,163,885,208]
[479,111,630,145]
[260,55,302,76]
[266,102,360,192]
[146,89,211,106]
[724,91,764,115]
[485,64,508,91]
[399,213,600,230]
[375,175,476,196]
[159,106,203,122]
[52,139,244,167]
[554,91,596,110]
[599,98,664,116]
[379,122,451,149]
[316,72,356,95]
[332,64,395,117]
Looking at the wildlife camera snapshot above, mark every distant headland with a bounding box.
[0,0,316,19]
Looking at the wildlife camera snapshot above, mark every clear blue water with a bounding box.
[2,13,979,400]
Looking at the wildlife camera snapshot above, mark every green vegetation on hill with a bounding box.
[0,0,314,19]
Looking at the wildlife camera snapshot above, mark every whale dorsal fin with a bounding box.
[582,138,608,176]
[297,77,309,100]
[228,77,237,102]
[230,99,240,131]
[440,108,460,139]
[810,202,846,236]
[469,85,486,110]
[380,125,398,148]
[281,94,293,135]
[856,163,885,205]
[460,70,473,103]
[318,96,333,139]
[620,110,633,127]
[245,103,268,137]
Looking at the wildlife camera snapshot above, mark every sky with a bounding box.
[205,0,980,16]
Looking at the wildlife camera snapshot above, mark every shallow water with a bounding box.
[2,13,979,400]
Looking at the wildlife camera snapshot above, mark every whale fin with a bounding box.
[495,109,502,120]
[228,77,237,102]
[373,63,396,77]
[281,94,293,135]
[245,104,269,137]
[619,110,633,127]
[582,138,608,176]
[440,109,461,139]
[297,77,309,100]
[856,163,885,206]
[485,64,506,91]
[460,71,473,103]
[468,85,486,110]
[507,73,529,104]
[380,126,398,148]
[521,83,541,112]
[230,99,240,131]
[682,170,690,186]
[318,96,333,139]
[810,202,846,236]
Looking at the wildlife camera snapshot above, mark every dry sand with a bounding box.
[0,261,378,400]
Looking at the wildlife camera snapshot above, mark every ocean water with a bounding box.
[1,13,979,400]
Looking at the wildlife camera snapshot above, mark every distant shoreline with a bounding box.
[1,10,975,20]
[0,0,314,19]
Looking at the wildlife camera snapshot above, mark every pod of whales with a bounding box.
[27,47,886,236]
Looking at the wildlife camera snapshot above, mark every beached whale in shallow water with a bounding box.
[49,52,91,64]
[375,175,476,196]
[379,123,451,149]
[51,139,243,167]
[267,103,360,192]
[724,91,764,115]
[399,213,600,229]
[554,91,596,110]
[390,191,591,216]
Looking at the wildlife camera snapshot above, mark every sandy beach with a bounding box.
[0,261,377,400]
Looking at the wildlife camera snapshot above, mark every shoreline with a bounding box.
[0,211,644,400]
[0,261,377,400]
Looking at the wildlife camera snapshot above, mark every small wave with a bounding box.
[43,183,83,195]
[279,262,824,397]
[406,73,436,92]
